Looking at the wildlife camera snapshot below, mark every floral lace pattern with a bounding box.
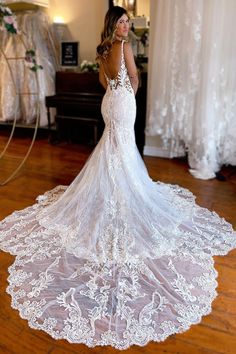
[146,0,236,179]
[1,36,236,349]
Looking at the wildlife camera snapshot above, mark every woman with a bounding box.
[97,6,138,94]
[0,6,236,350]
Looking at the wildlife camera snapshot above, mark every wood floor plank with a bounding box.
[0,134,236,354]
[177,324,236,354]
[202,310,236,335]
[214,264,236,297]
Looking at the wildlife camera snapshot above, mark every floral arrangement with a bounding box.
[0,2,19,34]
[25,50,43,72]
[80,60,99,73]
[0,1,43,72]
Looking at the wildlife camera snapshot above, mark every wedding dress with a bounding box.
[0,41,236,350]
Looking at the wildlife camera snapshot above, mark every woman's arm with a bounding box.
[99,61,108,90]
[123,42,139,94]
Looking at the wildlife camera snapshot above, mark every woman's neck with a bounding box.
[114,35,127,42]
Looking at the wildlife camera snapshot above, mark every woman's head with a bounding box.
[102,6,129,41]
[97,6,129,58]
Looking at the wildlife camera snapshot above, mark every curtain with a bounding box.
[146,0,236,179]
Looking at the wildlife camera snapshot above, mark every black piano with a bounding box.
[45,71,147,154]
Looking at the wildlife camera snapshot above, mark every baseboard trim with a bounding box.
[143,145,172,158]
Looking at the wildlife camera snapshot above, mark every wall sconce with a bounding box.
[53,16,66,41]
[110,1,136,17]
[127,0,136,16]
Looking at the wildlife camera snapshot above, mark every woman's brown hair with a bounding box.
[96,6,128,59]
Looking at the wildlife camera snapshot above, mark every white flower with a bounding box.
[25,61,35,69]
[80,59,99,73]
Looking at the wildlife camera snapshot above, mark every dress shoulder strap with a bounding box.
[121,40,125,62]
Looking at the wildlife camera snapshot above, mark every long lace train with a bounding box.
[0,40,236,349]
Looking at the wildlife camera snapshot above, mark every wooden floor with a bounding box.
[0,132,236,354]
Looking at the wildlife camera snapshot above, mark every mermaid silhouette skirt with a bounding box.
[1,59,236,349]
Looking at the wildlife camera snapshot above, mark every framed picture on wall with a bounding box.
[61,41,79,68]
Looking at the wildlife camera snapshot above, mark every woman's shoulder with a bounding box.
[112,40,122,48]
[123,40,131,49]
[112,39,131,55]
[112,39,130,47]
[123,40,133,56]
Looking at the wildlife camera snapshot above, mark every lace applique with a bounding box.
[2,243,220,349]
[28,256,61,298]
[168,259,196,302]
[0,33,236,348]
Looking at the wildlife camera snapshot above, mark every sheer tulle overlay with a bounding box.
[1,42,236,350]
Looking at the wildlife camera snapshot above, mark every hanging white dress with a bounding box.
[0,10,57,126]
[0,41,236,350]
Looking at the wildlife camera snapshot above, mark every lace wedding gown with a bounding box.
[1,41,236,350]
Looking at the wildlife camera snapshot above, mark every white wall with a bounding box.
[47,0,108,62]
[144,136,175,158]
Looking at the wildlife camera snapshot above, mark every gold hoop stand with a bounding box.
[0,34,40,186]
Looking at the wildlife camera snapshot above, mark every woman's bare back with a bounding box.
[102,41,123,80]
[99,40,139,93]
